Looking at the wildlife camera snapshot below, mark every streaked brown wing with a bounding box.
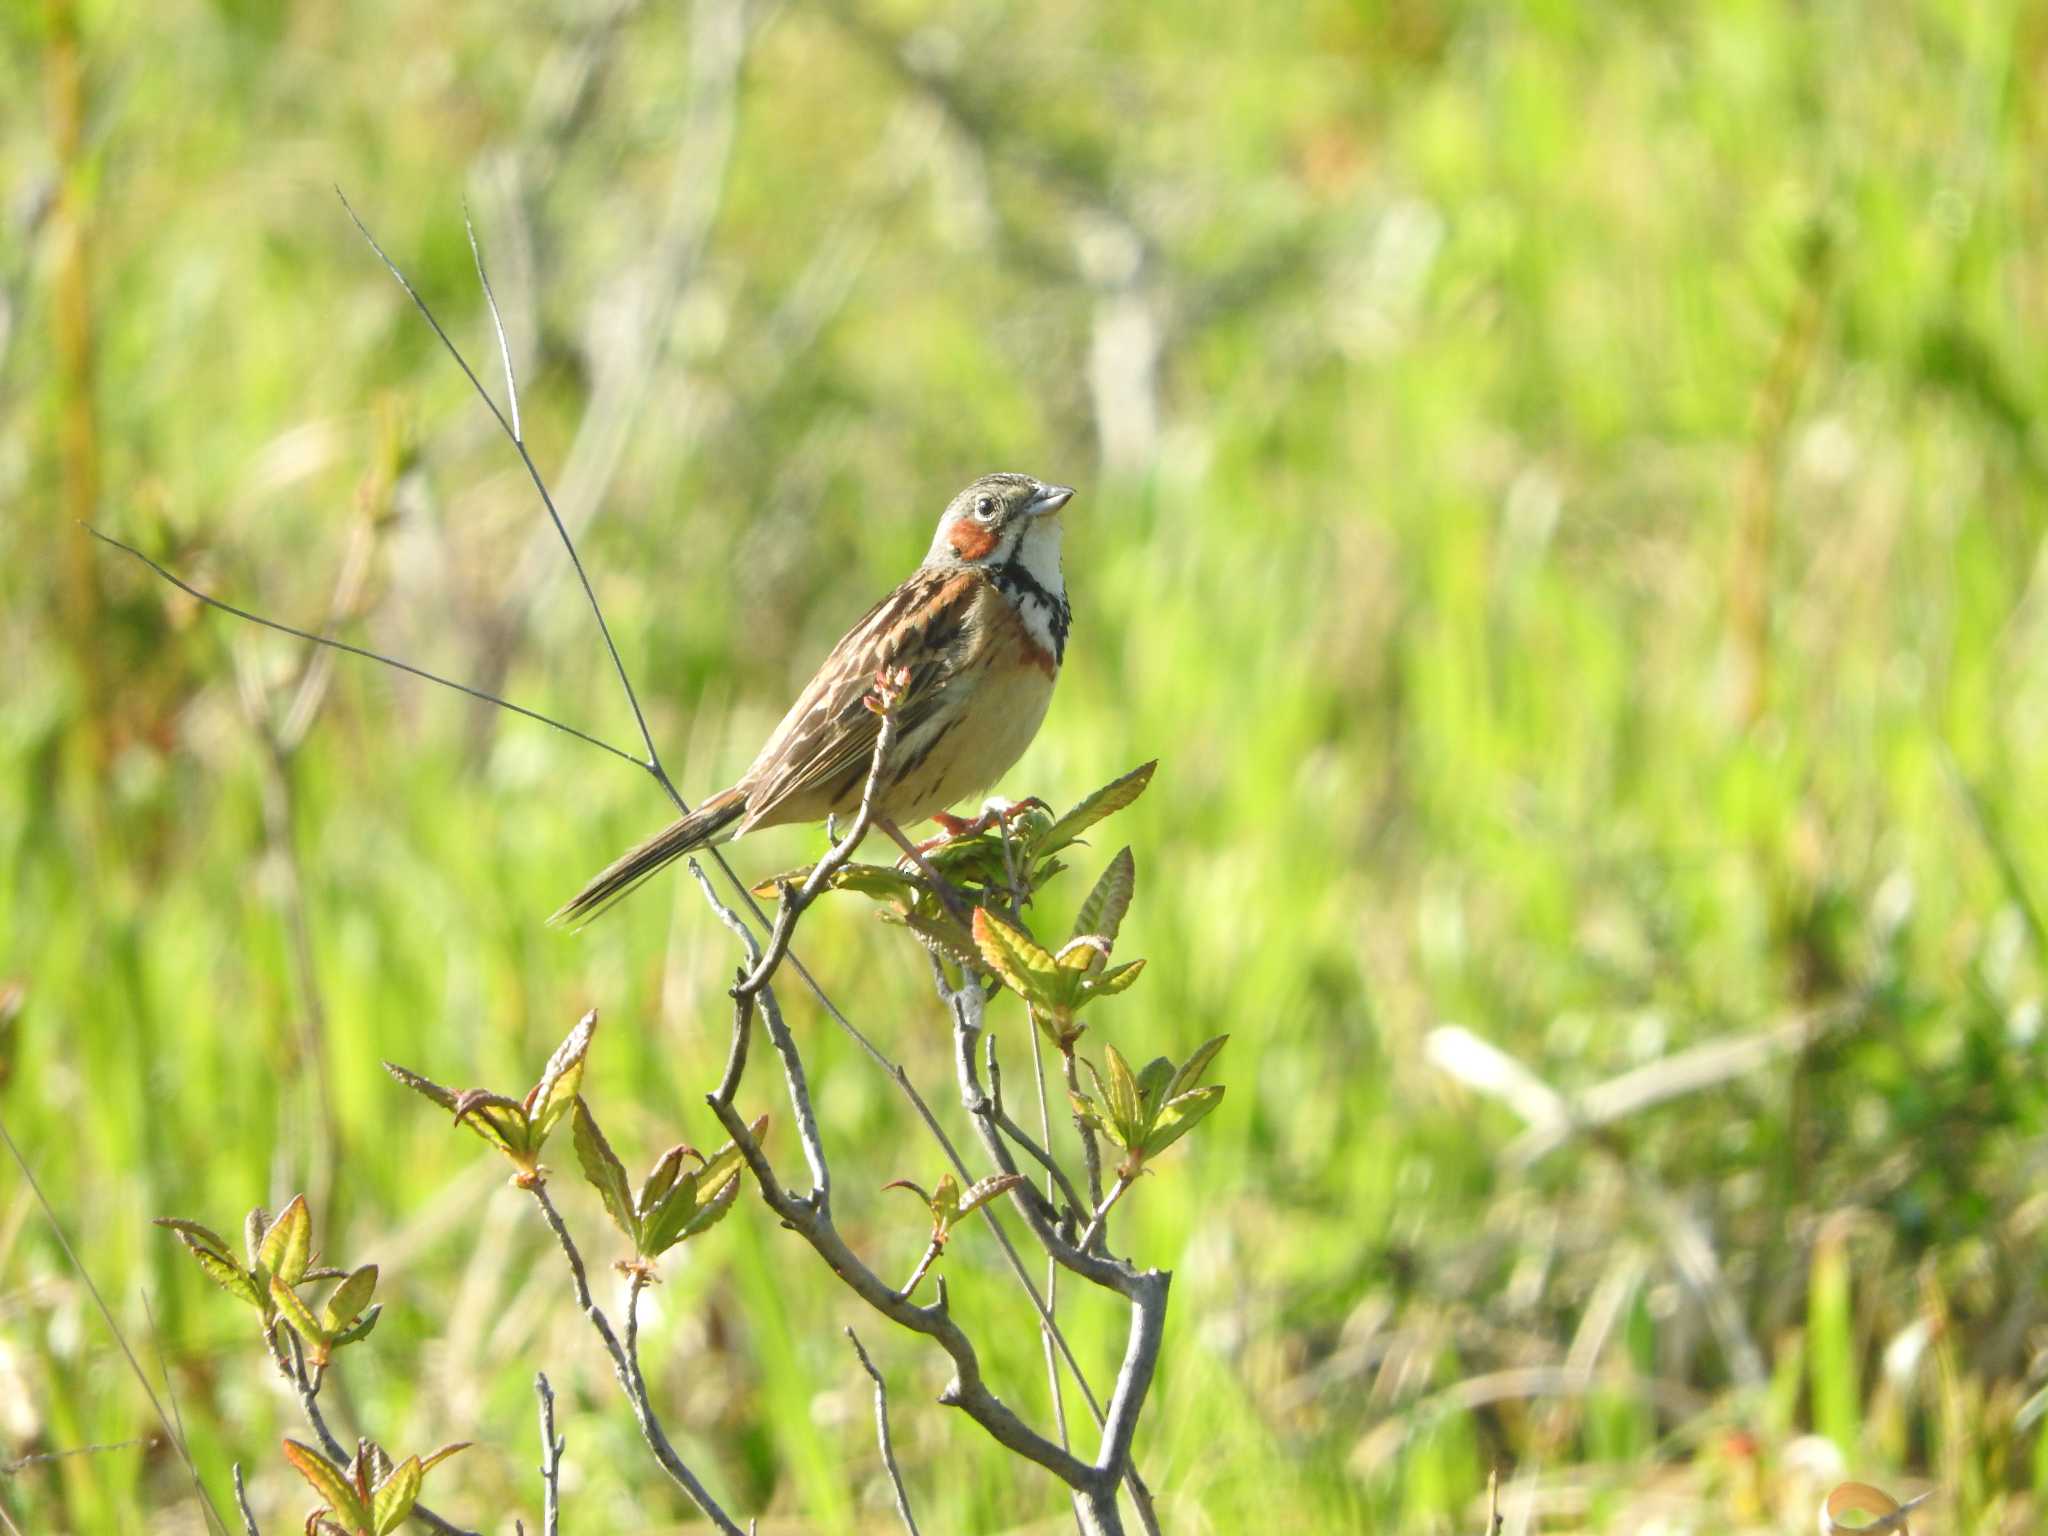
[737,567,983,830]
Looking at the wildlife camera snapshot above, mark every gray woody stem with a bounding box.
[526,1181,745,1536]
[535,1373,564,1536]
[846,1329,922,1536]
[943,975,1171,1536]
[232,1465,260,1536]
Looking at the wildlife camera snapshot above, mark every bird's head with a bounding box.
[924,473,1074,580]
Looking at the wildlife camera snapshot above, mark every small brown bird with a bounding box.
[553,473,1074,925]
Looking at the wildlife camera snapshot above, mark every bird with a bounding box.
[552,472,1075,926]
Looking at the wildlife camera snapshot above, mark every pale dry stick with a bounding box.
[1021,1006,1080,1526]
[525,1182,745,1536]
[845,1328,921,1536]
[534,1374,563,1536]
[0,1112,229,1536]
[232,1467,260,1536]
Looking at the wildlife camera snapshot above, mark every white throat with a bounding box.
[995,516,1069,664]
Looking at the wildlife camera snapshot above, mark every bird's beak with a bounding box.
[1026,484,1075,517]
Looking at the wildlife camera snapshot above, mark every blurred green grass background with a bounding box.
[6,0,2048,1529]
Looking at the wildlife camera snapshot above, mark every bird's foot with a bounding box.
[916,797,1052,854]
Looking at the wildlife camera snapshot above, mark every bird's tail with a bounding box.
[550,787,749,927]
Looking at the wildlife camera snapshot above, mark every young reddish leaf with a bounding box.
[369,1455,422,1535]
[1071,847,1136,955]
[321,1265,378,1334]
[153,1217,233,1256]
[449,1090,531,1161]
[928,1172,966,1232]
[1039,761,1156,853]
[270,1275,331,1364]
[418,1442,470,1474]
[381,1062,459,1111]
[953,1173,1028,1222]
[281,1439,369,1530]
[571,1100,638,1245]
[529,1011,596,1145]
[1143,1084,1225,1160]
[259,1195,313,1289]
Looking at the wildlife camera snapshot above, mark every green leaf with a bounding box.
[1134,1055,1176,1111]
[259,1195,313,1288]
[675,1166,744,1245]
[321,1265,378,1333]
[382,1062,458,1111]
[370,1456,422,1535]
[153,1217,233,1256]
[1071,847,1135,954]
[175,1238,265,1310]
[449,1091,532,1161]
[281,1439,369,1530]
[638,1145,693,1220]
[1039,762,1156,854]
[1142,1084,1225,1160]
[1168,1035,1230,1101]
[1079,959,1146,1003]
[270,1274,330,1362]
[752,862,925,908]
[333,1303,382,1350]
[528,1011,596,1145]
[880,908,982,971]
[1100,1045,1143,1141]
[640,1166,705,1255]
[572,1100,638,1245]
[928,1172,965,1232]
[693,1129,753,1203]
[972,909,1061,1006]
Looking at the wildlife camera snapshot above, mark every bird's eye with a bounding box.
[973,495,997,521]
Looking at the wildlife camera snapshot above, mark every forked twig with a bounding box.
[845,1329,921,1536]
[527,1181,743,1535]
[535,1372,564,1536]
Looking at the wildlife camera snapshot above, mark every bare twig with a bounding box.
[535,1373,563,1536]
[233,1465,260,1536]
[702,1097,1102,1493]
[732,685,900,999]
[846,1329,921,1536]
[526,1181,745,1535]
[1078,1175,1135,1255]
[0,1112,228,1535]
[86,528,643,770]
